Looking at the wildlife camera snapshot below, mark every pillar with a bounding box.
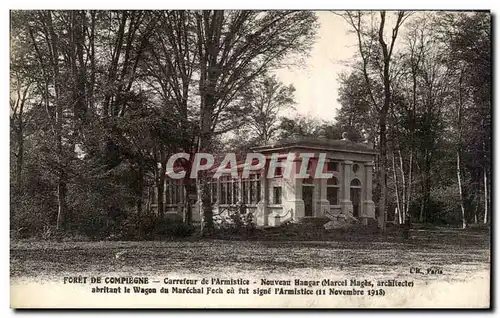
[363,162,376,222]
[237,177,243,203]
[317,176,330,218]
[256,168,268,226]
[213,177,221,217]
[272,157,304,226]
[289,158,305,220]
[340,160,353,216]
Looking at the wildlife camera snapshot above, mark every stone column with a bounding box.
[273,157,304,226]
[340,160,353,216]
[163,181,167,207]
[237,177,243,203]
[362,162,376,223]
[290,158,305,220]
[213,177,221,217]
[256,168,268,226]
[317,177,330,218]
[261,168,267,202]
[216,178,221,203]
[176,183,182,215]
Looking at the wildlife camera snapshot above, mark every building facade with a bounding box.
[157,136,378,227]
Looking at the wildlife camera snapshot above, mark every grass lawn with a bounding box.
[10,226,490,283]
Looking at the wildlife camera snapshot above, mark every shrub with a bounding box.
[115,213,195,240]
[213,204,256,235]
[10,186,57,239]
[428,186,464,225]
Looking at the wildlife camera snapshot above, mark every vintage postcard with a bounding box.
[9,9,491,309]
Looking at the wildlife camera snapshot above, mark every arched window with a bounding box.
[327,177,340,205]
[351,179,361,187]
[350,179,361,217]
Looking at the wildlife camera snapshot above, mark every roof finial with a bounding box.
[361,129,374,149]
[362,129,370,142]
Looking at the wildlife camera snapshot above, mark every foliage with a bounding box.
[10,10,490,238]
[243,74,296,144]
[335,11,491,226]
[10,10,318,237]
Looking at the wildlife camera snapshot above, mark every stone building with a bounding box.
[159,135,377,227]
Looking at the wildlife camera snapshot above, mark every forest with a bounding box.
[9,10,491,240]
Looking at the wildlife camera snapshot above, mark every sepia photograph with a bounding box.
[9,8,491,309]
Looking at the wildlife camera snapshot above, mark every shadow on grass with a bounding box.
[10,225,489,282]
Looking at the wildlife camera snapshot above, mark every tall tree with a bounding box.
[338,11,410,231]
[142,11,198,219]
[244,74,296,144]
[335,11,491,226]
[336,70,378,142]
[194,10,318,234]
[435,12,491,225]
[278,115,324,139]
[24,11,74,230]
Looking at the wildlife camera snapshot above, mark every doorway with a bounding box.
[350,179,361,218]
[302,186,314,217]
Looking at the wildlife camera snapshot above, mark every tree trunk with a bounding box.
[56,170,67,231]
[375,11,405,233]
[377,117,388,232]
[15,119,24,190]
[425,160,431,222]
[483,167,488,224]
[13,81,30,192]
[157,151,167,217]
[54,72,67,232]
[419,197,425,223]
[456,150,467,229]
[157,168,165,218]
[136,198,143,216]
[89,11,96,113]
[46,11,67,232]
[183,181,195,226]
[398,149,407,224]
[456,69,466,229]
[136,165,144,215]
[473,195,479,224]
[196,10,224,236]
[391,151,402,224]
[198,177,213,236]
[405,151,413,222]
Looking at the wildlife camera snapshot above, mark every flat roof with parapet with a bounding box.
[251,136,378,155]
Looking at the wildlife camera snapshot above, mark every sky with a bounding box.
[274,12,358,122]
